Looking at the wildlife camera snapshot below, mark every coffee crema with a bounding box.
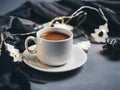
[40,31,70,40]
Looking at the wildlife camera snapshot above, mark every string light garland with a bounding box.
[0,6,110,62]
[10,6,109,43]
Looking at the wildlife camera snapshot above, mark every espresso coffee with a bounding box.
[40,31,70,40]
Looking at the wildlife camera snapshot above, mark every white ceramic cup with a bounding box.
[25,27,73,66]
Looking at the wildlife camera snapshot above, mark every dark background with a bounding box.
[0,0,59,15]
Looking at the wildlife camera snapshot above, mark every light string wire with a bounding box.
[11,12,87,36]
[11,5,108,36]
[11,11,86,36]
[71,6,108,22]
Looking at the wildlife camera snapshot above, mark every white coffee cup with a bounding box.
[25,27,73,66]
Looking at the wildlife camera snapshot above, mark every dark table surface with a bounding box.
[1,0,120,90]
[30,43,120,90]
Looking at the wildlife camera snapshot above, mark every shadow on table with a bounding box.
[18,63,83,83]
[99,50,120,61]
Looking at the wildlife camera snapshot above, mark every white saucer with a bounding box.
[22,45,87,73]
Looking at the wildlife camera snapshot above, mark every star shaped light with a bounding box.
[53,21,73,31]
[91,23,109,43]
[5,43,22,62]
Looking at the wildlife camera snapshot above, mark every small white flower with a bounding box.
[74,41,91,52]
[53,21,73,31]
[91,23,109,43]
[5,43,22,62]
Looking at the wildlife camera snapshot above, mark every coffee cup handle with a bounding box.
[25,36,37,54]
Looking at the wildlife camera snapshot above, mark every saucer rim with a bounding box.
[22,45,87,73]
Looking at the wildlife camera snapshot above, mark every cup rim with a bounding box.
[37,27,73,42]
